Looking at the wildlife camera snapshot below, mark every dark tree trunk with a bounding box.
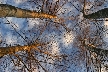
[84,8,108,19]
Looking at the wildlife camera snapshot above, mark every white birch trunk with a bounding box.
[0,4,57,19]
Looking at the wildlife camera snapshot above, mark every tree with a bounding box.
[0,4,57,18]
[83,0,108,19]
[0,0,108,72]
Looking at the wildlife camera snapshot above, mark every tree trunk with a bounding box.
[0,43,56,58]
[84,8,108,19]
[0,4,57,19]
[0,43,40,57]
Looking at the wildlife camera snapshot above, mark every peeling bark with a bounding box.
[0,4,57,19]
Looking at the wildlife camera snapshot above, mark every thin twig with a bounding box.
[31,53,48,72]
[13,54,31,72]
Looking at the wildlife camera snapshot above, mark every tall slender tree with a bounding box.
[0,4,57,18]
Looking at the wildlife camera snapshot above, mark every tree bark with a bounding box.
[84,8,108,19]
[0,43,56,58]
[86,43,108,57]
[0,43,40,57]
[0,4,57,19]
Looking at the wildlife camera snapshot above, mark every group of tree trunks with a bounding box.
[0,3,108,59]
